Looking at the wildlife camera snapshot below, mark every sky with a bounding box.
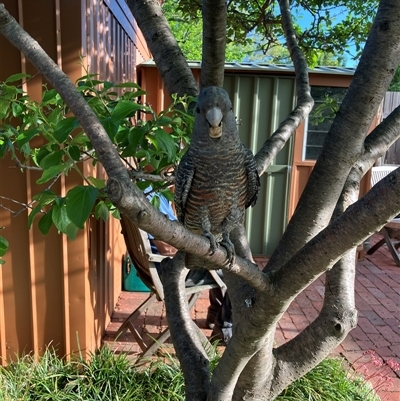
[293,5,362,68]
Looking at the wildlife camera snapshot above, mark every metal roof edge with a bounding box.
[139,60,356,76]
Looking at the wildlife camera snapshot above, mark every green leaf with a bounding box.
[0,137,14,158]
[0,236,9,257]
[111,100,143,121]
[11,102,23,117]
[153,128,177,161]
[32,190,56,205]
[122,89,147,99]
[65,185,99,229]
[95,201,109,222]
[36,147,52,167]
[101,117,120,142]
[38,210,53,235]
[68,145,81,161]
[39,149,63,170]
[87,176,106,189]
[103,81,114,90]
[156,115,172,126]
[28,203,44,229]
[65,223,79,240]
[42,89,58,104]
[36,164,66,184]
[113,82,141,89]
[53,117,78,143]
[52,203,72,233]
[70,132,91,146]
[111,208,121,220]
[5,73,31,83]
[47,107,63,124]
[0,99,10,119]
[16,127,40,150]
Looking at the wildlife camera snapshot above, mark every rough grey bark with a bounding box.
[2,1,400,400]
[160,252,210,401]
[125,0,198,98]
[200,0,227,88]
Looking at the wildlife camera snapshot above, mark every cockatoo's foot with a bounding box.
[203,231,219,254]
[221,232,235,267]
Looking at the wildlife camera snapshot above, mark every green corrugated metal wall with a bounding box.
[223,74,296,255]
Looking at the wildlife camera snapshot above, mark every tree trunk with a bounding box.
[2,1,400,400]
[125,0,198,98]
[200,0,227,88]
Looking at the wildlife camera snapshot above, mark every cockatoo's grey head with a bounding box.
[195,86,233,139]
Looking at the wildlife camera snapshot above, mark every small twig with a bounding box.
[0,196,38,217]
[13,158,42,171]
[128,169,175,183]
[0,204,18,215]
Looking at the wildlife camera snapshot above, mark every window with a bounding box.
[303,86,347,160]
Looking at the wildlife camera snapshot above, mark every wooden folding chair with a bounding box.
[117,214,226,357]
[366,165,400,267]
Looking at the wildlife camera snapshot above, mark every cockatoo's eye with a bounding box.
[196,107,200,114]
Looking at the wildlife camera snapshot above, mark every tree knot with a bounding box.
[106,177,123,203]
[137,209,149,222]
[379,20,390,31]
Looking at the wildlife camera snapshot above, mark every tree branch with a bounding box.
[255,0,313,176]
[200,0,227,88]
[274,168,400,296]
[160,252,210,401]
[125,0,198,98]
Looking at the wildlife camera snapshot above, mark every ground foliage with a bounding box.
[0,346,380,401]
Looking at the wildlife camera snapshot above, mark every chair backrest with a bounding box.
[120,214,157,292]
[370,165,399,186]
[120,214,226,299]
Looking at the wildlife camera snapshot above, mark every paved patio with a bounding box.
[103,233,400,400]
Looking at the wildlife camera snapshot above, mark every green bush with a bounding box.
[0,346,380,401]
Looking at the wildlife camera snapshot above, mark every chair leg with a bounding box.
[140,292,212,357]
[116,293,158,337]
[142,328,172,357]
[382,228,400,267]
[127,321,148,354]
[367,238,386,255]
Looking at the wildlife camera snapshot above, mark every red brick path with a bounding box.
[104,234,400,400]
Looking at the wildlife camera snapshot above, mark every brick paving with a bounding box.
[103,233,399,400]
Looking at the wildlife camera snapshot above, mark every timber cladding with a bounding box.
[0,0,139,362]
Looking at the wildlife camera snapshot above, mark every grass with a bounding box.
[0,346,379,401]
[276,357,379,401]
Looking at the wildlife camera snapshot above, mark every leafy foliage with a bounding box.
[0,71,195,240]
[162,0,378,66]
[161,0,254,62]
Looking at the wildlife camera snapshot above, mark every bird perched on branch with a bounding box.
[174,86,260,268]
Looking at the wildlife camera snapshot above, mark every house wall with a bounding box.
[0,0,140,362]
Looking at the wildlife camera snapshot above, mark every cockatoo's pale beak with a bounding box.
[206,107,223,138]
